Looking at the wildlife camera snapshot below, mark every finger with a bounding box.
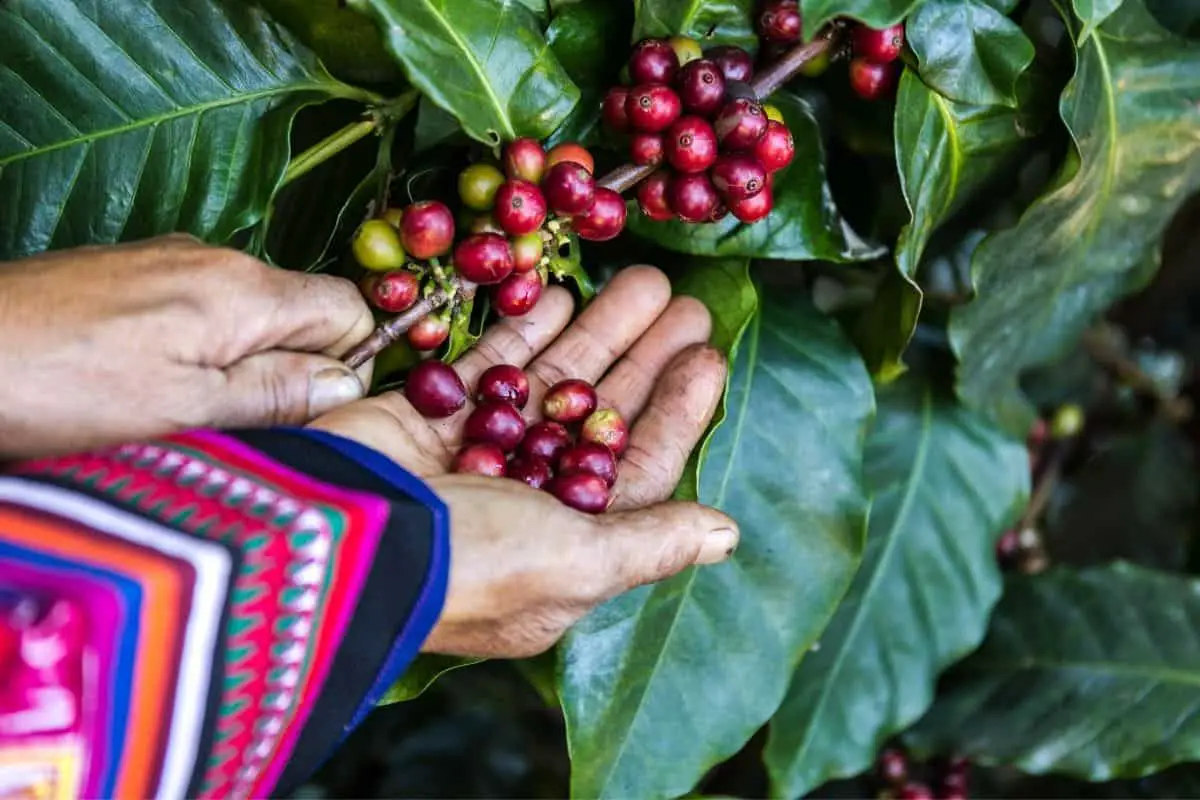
[524,266,672,412]
[610,344,727,511]
[594,501,739,596]
[452,285,575,388]
[595,295,713,422]
[204,351,365,428]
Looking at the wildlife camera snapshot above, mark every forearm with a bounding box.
[0,428,448,798]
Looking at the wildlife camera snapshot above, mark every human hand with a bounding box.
[309,266,739,659]
[0,235,375,459]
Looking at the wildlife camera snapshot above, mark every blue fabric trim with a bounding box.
[0,539,142,798]
[287,428,450,735]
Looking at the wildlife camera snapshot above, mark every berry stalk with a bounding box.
[343,280,477,370]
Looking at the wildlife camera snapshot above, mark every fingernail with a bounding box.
[309,368,364,416]
[697,527,739,565]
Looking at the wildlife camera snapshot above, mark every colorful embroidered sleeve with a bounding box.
[0,428,449,799]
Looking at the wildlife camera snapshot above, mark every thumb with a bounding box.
[210,351,366,428]
[596,501,740,594]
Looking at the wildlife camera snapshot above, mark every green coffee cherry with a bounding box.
[458,163,506,211]
[352,219,406,271]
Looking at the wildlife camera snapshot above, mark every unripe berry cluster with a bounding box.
[403,361,630,514]
[603,36,795,225]
[755,0,906,101]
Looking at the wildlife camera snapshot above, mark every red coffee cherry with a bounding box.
[407,314,451,351]
[628,38,680,84]
[549,472,611,514]
[399,200,455,259]
[574,187,627,242]
[755,120,795,173]
[542,378,598,423]
[877,748,908,786]
[504,137,547,183]
[366,270,420,313]
[541,161,597,216]
[492,269,544,317]
[853,23,906,64]
[451,443,507,477]
[729,184,773,223]
[581,408,629,456]
[668,171,720,223]
[546,143,595,175]
[465,400,527,452]
[559,441,618,487]
[405,360,467,418]
[631,132,665,167]
[849,58,899,100]
[676,59,726,116]
[519,421,572,463]
[510,231,544,273]
[454,233,515,285]
[897,783,934,800]
[602,86,631,132]
[706,45,754,83]
[664,115,719,173]
[625,84,683,133]
[711,153,768,201]
[708,200,729,224]
[508,456,553,490]
[636,170,674,221]
[714,97,769,151]
[477,364,531,409]
[758,0,803,43]
[493,179,547,235]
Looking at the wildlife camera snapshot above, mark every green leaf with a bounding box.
[546,0,633,148]
[907,0,1035,107]
[558,287,873,799]
[444,294,482,363]
[626,94,882,263]
[851,267,923,382]
[257,0,404,84]
[763,376,1030,798]
[949,0,1200,431]
[549,232,597,301]
[799,0,923,36]
[907,562,1200,780]
[347,0,580,146]
[1073,0,1123,42]
[379,654,484,705]
[631,0,758,51]
[0,0,360,261]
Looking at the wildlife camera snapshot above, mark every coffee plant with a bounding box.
[4,0,1200,797]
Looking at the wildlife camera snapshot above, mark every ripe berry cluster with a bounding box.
[756,0,906,101]
[602,36,795,225]
[875,746,970,800]
[403,361,629,515]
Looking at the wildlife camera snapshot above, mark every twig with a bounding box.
[1080,325,1193,423]
[339,31,841,367]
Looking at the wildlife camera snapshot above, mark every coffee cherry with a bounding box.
[877,748,908,787]
[939,772,968,800]
[665,115,719,173]
[451,443,507,477]
[729,184,773,223]
[755,120,795,173]
[629,38,680,84]
[602,87,631,132]
[798,47,833,77]
[405,360,467,418]
[367,270,420,313]
[380,206,405,229]
[708,201,729,224]
[898,783,934,800]
[510,231,544,273]
[849,58,898,100]
[353,219,407,270]
[477,364,530,409]
[573,187,627,242]
[453,233,515,285]
[636,170,674,221]
[631,132,665,167]
[1051,402,1084,438]
[458,163,505,211]
[465,400,527,452]
[549,472,610,514]
[559,441,618,487]
[519,421,572,463]
[668,171,720,223]
[400,200,455,259]
[853,23,905,64]
[492,269,544,317]
[581,408,629,456]
[508,456,553,490]
[408,314,451,351]
[712,153,768,201]
[668,36,703,66]
[759,0,802,43]
[541,161,597,216]
[996,528,1022,567]
[625,84,683,133]
[505,137,547,183]
[706,45,754,83]
[676,60,726,116]
[546,143,595,175]
[494,179,548,235]
[543,378,598,424]
[468,212,506,235]
[714,97,769,151]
